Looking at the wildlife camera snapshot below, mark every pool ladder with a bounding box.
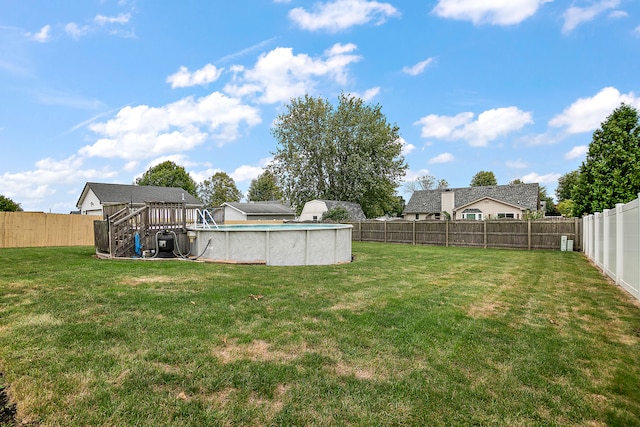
[195,208,219,229]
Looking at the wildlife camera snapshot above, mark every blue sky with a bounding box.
[2,0,640,213]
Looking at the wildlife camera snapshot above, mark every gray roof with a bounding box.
[78,182,203,208]
[320,200,367,220]
[403,183,539,214]
[223,202,295,216]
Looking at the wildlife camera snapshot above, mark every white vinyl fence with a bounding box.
[583,194,640,300]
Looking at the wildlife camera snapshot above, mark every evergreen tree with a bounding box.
[573,104,640,216]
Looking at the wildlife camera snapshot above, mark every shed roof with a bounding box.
[222,202,295,216]
[319,200,367,220]
[403,183,539,214]
[77,182,203,208]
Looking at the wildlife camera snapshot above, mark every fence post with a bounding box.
[527,220,531,251]
[384,221,387,244]
[603,208,610,275]
[483,220,487,249]
[594,212,602,270]
[445,220,449,247]
[412,221,416,245]
[616,203,624,287]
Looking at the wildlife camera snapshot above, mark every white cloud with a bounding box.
[506,159,528,169]
[564,145,588,160]
[634,25,640,36]
[167,64,224,88]
[289,0,400,32]
[230,158,273,183]
[402,168,431,183]
[428,153,455,164]
[562,0,619,33]
[521,172,562,185]
[402,58,434,76]
[81,92,262,160]
[27,25,51,42]
[549,87,640,134]
[349,86,380,101]
[94,13,131,25]
[399,137,415,156]
[223,44,361,104]
[64,22,88,39]
[34,89,105,110]
[432,0,551,25]
[0,155,116,208]
[414,107,533,147]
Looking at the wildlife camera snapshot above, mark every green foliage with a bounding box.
[321,206,350,221]
[135,161,198,197]
[0,195,22,212]
[269,93,407,217]
[247,170,283,202]
[556,199,575,217]
[522,210,545,220]
[197,171,242,207]
[470,170,497,187]
[555,170,580,202]
[573,104,640,216]
[509,179,524,185]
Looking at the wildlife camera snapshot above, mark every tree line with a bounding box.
[3,98,638,219]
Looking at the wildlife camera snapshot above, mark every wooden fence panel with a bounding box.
[486,221,529,249]
[345,219,581,251]
[415,221,446,245]
[0,212,96,248]
[449,221,485,248]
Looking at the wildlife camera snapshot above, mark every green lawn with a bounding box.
[0,243,639,426]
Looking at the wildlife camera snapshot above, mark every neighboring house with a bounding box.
[221,202,296,222]
[403,183,540,221]
[76,182,203,217]
[299,199,366,221]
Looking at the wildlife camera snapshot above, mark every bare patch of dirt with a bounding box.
[119,276,174,286]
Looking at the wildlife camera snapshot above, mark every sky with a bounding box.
[2,0,640,213]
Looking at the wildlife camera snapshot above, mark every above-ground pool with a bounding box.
[188,223,353,266]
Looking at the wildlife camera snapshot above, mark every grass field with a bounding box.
[1,243,639,426]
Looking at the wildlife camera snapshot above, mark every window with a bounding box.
[497,213,515,219]
[312,215,318,221]
[463,213,483,220]
[415,214,420,220]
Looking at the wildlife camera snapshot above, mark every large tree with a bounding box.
[269,93,407,217]
[0,195,22,212]
[198,172,242,208]
[470,170,497,187]
[136,161,198,197]
[555,170,580,202]
[247,170,283,202]
[573,104,640,216]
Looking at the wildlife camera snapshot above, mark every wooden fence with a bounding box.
[0,212,97,248]
[344,219,582,251]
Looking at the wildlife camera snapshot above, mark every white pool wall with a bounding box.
[189,224,352,266]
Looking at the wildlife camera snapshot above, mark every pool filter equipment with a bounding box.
[155,230,176,258]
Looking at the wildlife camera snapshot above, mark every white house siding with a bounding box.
[223,206,248,221]
[455,199,522,220]
[79,190,103,216]
[299,200,328,221]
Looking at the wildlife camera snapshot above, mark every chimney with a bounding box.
[441,189,454,219]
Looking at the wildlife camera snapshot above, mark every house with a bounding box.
[76,182,204,217]
[220,202,296,222]
[403,183,539,220]
[299,199,366,221]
